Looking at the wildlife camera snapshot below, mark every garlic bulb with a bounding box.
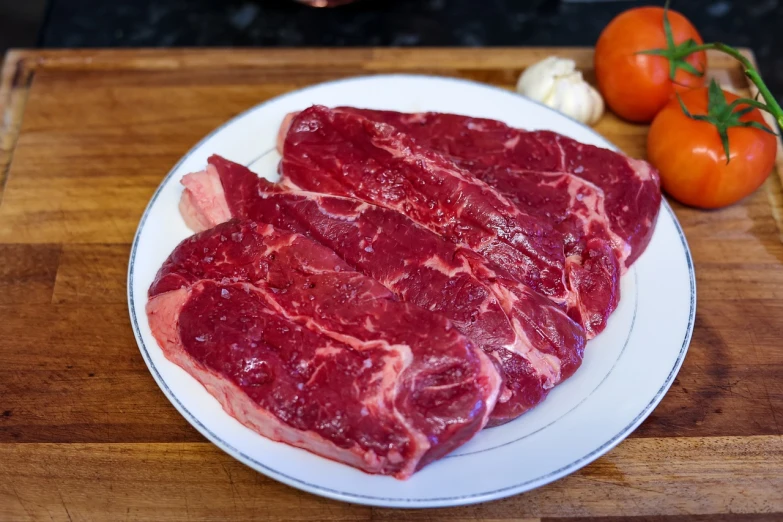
[517,56,605,126]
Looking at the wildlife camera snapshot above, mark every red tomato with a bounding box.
[647,87,777,209]
[595,7,707,123]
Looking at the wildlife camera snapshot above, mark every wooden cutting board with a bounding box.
[1,48,781,521]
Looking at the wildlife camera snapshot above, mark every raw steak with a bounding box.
[147,220,501,478]
[278,106,571,307]
[318,108,627,337]
[179,155,586,425]
[331,108,660,267]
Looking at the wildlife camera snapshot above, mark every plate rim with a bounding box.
[126,73,696,508]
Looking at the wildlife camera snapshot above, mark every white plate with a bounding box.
[128,74,695,508]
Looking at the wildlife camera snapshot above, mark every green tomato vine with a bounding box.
[638,1,782,163]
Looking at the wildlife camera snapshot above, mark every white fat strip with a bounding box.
[402,112,427,124]
[257,227,298,256]
[564,174,632,265]
[305,360,330,387]
[279,177,304,191]
[564,254,613,339]
[531,170,571,190]
[233,270,403,365]
[401,162,567,273]
[232,276,432,471]
[361,348,412,410]
[305,316,415,362]
[466,120,489,132]
[556,137,656,187]
[626,157,658,183]
[146,288,405,477]
[509,318,562,388]
[504,135,521,150]
[383,270,410,287]
[472,233,500,254]
[307,343,372,387]
[289,127,565,283]
[422,254,471,278]
[313,200,370,222]
[497,387,513,403]
[371,135,518,205]
[450,195,470,220]
[553,134,568,170]
[360,344,430,476]
[476,293,498,314]
[482,278,563,387]
[363,316,377,333]
[264,184,375,223]
[314,345,344,358]
[564,254,585,327]
[358,132,572,286]
[484,279,519,314]
[360,121,415,159]
[530,170,631,265]
[471,348,503,427]
[358,226,384,254]
[256,227,357,278]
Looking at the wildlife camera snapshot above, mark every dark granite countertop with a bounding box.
[36,0,783,100]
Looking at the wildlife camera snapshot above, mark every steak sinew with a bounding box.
[147,220,501,478]
[179,155,586,425]
[278,106,572,306]
[331,108,660,267]
[326,108,628,337]
[277,107,661,335]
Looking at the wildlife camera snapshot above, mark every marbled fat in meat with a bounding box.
[147,220,501,478]
[179,156,586,426]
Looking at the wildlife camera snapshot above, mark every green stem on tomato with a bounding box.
[687,42,783,130]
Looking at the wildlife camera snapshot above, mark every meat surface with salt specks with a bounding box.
[314,109,630,337]
[278,106,572,308]
[179,155,586,426]
[332,108,660,268]
[147,220,501,478]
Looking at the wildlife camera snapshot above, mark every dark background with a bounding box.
[1,0,781,99]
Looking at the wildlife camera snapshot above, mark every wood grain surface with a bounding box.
[0,48,781,521]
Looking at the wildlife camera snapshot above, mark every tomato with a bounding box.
[595,7,706,123]
[647,86,777,209]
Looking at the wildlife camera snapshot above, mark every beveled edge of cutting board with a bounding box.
[0,51,33,202]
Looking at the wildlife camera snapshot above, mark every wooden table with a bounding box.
[0,48,781,521]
